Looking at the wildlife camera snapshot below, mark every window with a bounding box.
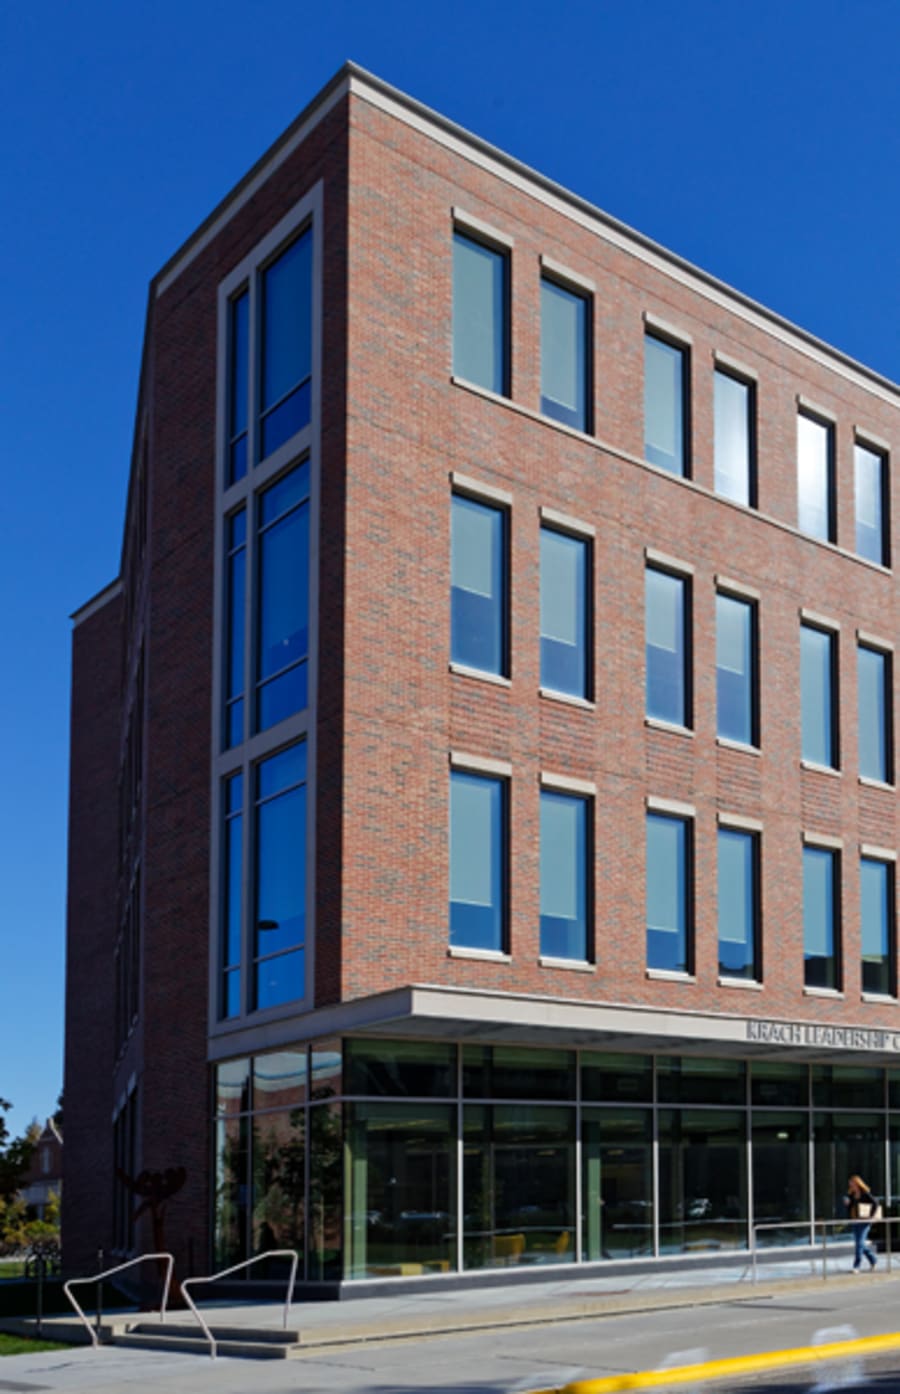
[540,527,590,699]
[646,812,692,974]
[451,494,507,676]
[541,277,590,431]
[718,828,760,981]
[861,857,895,997]
[221,772,243,1018]
[256,464,310,732]
[801,622,837,768]
[253,743,307,1010]
[716,592,757,746]
[858,644,892,783]
[797,412,835,543]
[803,844,839,990]
[855,441,888,566]
[540,789,590,960]
[224,510,246,749]
[645,567,690,728]
[452,230,508,396]
[714,369,754,506]
[228,292,249,483]
[450,770,506,952]
[644,335,687,476]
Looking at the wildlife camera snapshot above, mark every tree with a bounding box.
[0,1100,37,1203]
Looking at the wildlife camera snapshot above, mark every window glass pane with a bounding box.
[308,1099,342,1280]
[646,568,687,726]
[861,858,893,997]
[718,828,757,980]
[225,509,246,749]
[644,336,684,475]
[253,1051,308,1110]
[261,229,312,457]
[257,467,310,732]
[801,624,834,767]
[345,1039,457,1098]
[229,292,249,484]
[452,232,506,395]
[254,744,306,1008]
[451,495,505,675]
[582,1108,653,1260]
[222,773,243,1018]
[813,1112,884,1226]
[541,279,588,431]
[858,645,889,783]
[813,1065,883,1110]
[540,791,588,960]
[215,1058,251,1116]
[803,846,837,989]
[646,813,689,973]
[251,1108,305,1261]
[658,1110,747,1253]
[716,593,754,745]
[214,1114,249,1266]
[751,1061,808,1109]
[450,772,504,950]
[656,1056,746,1106]
[540,528,588,698]
[752,1113,809,1246]
[797,414,832,541]
[581,1052,653,1104]
[855,442,886,565]
[463,1045,575,1101]
[714,370,751,505]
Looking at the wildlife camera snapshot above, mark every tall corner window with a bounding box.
[253,742,307,1011]
[803,843,839,990]
[714,369,754,506]
[260,228,313,460]
[800,622,837,769]
[857,643,892,784]
[716,592,757,746]
[256,462,310,733]
[645,566,690,728]
[855,440,889,567]
[224,509,247,749]
[540,789,590,961]
[449,769,506,952]
[797,412,835,543]
[540,526,590,699]
[644,334,688,476]
[451,493,507,676]
[228,291,249,484]
[221,771,244,1018]
[541,277,590,432]
[718,826,760,981]
[452,229,508,396]
[646,811,692,974]
[861,856,895,997]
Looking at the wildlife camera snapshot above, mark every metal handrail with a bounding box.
[180,1249,299,1360]
[63,1252,174,1347]
[751,1215,898,1284]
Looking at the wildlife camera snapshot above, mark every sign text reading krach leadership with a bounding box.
[746,1019,900,1051]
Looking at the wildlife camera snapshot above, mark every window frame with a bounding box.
[803,841,841,992]
[646,807,695,977]
[644,330,690,478]
[860,854,897,999]
[715,589,759,748]
[539,521,593,702]
[857,640,893,786]
[539,783,594,964]
[797,409,836,544]
[645,562,693,731]
[800,619,839,771]
[452,223,511,399]
[854,437,890,568]
[539,272,593,434]
[449,763,509,955]
[717,823,761,983]
[450,487,510,681]
[713,365,757,508]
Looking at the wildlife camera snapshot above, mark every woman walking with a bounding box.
[845,1174,878,1271]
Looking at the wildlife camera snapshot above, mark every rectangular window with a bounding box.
[646,567,690,728]
[256,462,310,732]
[452,230,508,396]
[861,857,895,997]
[858,644,892,784]
[646,811,692,974]
[254,742,307,1010]
[451,494,507,677]
[540,790,590,961]
[450,770,506,952]
[718,827,760,981]
[540,527,590,699]
[716,592,757,746]
[855,441,888,566]
[221,773,243,1018]
[644,335,687,476]
[224,509,246,749]
[541,277,590,432]
[714,369,754,506]
[228,291,249,484]
[260,228,313,460]
[803,844,839,990]
[797,413,835,543]
[801,623,837,768]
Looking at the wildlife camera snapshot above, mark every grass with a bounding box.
[0,1333,70,1356]
[0,1262,25,1279]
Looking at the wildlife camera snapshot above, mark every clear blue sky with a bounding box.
[2,0,899,1140]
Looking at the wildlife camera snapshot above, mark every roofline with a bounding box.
[71,578,122,627]
[153,60,898,402]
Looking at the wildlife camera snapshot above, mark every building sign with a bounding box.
[746,1019,900,1052]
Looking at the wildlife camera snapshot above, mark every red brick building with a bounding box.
[64,63,900,1289]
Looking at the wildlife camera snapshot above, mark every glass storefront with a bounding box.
[212,1040,900,1280]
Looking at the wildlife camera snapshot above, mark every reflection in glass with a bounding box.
[463,1046,576,1102]
[797,413,833,541]
[540,790,589,961]
[801,624,835,768]
[751,1061,809,1109]
[215,1058,251,1117]
[714,370,752,505]
[752,1113,809,1246]
[221,773,243,1018]
[308,1101,342,1280]
[656,1057,745,1107]
[644,335,686,475]
[252,1108,305,1263]
[646,568,688,726]
[452,232,507,395]
[254,743,307,1009]
[813,1112,885,1225]
[451,495,506,676]
[345,1039,457,1098]
[541,279,589,431]
[463,1105,575,1269]
[803,845,838,990]
[346,1103,457,1278]
[646,813,691,974]
[581,1053,653,1105]
[260,229,312,458]
[214,1114,249,1267]
[855,441,886,565]
[253,1052,308,1112]
[256,464,309,732]
[228,291,249,484]
[861,858,894,997]
[225,510,246,748]
[716,592,755,745]
[540,527,589,698]
[449,771,505,951]
[858,645,890,784]
[658,1109,747,1253]
[582,1109,653,1260]
[813,1065,884,1111]
[717,827,758,981]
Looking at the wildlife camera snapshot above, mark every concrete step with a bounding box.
[113,1327,298,1359]
[129,1320,302,1344]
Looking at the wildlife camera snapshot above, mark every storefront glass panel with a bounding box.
[214,1114,249,1267]
[581,1052,652,1105]
[582,1108,653,1259]
[751,1062,809,1109]
[345,1039,457,1098]
[345,1103,456,1279]
[463,1105,575,1269]
[463,1045,575,1101]
[253,1051,307,1112]
[657,1056,746,1106]
[215,1058,251,1117]
[658,1109,747,1252]
[751,1112,809,1245]
[251,1108,305,1264]
[813,1112,885,1225]
[813,1066,884,1111]
[308,1101,342,1280]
